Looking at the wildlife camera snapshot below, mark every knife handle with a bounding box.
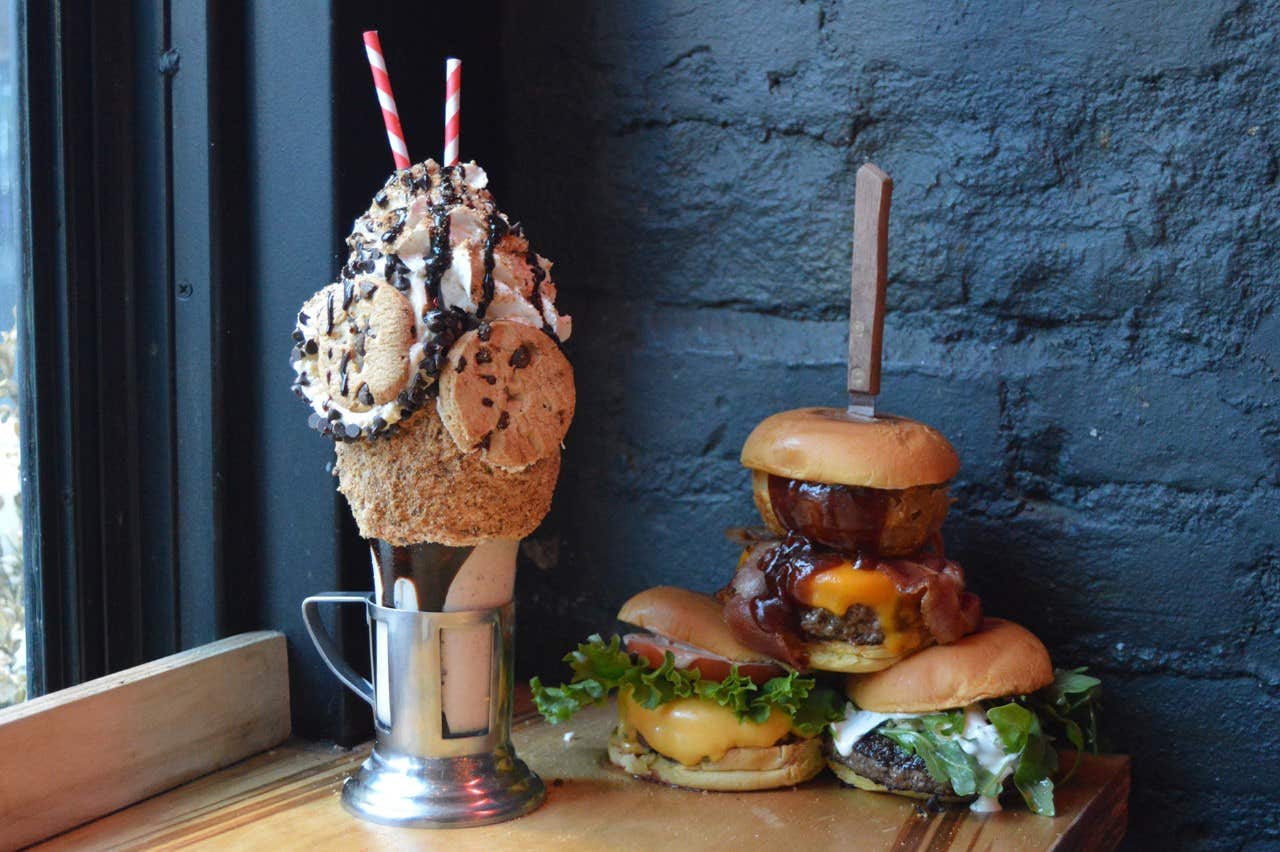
[848,163,892,397]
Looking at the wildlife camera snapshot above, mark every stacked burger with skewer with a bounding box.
[531,165,1102,816]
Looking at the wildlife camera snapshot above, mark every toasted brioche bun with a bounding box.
[617,586,778,664]
[824,759,971,803]
[741,407,959,490]
[608,728,824,791]
[806,637,928,674]
[846,618,1053,712]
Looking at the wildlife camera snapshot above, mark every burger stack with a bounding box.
[533,401,1101,815]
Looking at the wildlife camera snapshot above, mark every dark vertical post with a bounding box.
[239,0,366,740]
[169,1,223,648]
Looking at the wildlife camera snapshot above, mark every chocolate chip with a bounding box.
[308,413,323,431]
[496,411,510,430]
[481,397,494,407]
[360,280,378,300]
[325,292,335,333]
[371,415,386,431]
[304,338,317,355]
[509,344,532,369]
[339,351,351,396]
[475,347,492,364]
[342,279,355,311]
[478,433,491,450]
[298,310,310,326]
[327,409,342,422]
[374,189,389,208]
[398,390,414,407]
[477,322,492,342]
[297,373,310,386]
[455,356,467,373]
[357,384,374,406]
[482,374,497,385]
[424,309,448,332]
[291,328,305,344]
[344,422,361,439]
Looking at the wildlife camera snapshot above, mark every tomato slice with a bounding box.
[623,633,786,685]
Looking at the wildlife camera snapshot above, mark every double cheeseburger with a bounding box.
[719,407,983,672]
[826,619,1063,814]
[531,586,844,791]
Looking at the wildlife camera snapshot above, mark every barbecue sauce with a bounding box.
[721,533,862,668]
[766,474,891,552]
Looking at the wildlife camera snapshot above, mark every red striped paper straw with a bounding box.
[444,58,461,166]
[363,31,411,170]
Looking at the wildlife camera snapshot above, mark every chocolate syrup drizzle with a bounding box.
[423,166,457,308]
[478,212,510,318]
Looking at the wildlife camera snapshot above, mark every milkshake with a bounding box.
[291,159,574,734]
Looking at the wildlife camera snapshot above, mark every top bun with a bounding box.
[845,619,1053,712]
[617,586,778,663]
[740,407,959,490]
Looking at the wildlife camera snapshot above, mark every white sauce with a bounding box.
[959,704,1015,813]
[829,703,919,756]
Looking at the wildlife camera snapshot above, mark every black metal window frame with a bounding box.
[17,0,241,693]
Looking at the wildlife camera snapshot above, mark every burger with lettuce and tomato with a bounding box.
[531,586,845,791]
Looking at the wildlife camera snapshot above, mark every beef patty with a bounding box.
[799,604,884,644]
[825,732,954,796]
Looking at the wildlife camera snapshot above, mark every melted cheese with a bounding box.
[618,689,793,766]
[794,564,923,652]
[799,563,899,614]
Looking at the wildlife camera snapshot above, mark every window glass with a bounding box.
[0,0,23,708]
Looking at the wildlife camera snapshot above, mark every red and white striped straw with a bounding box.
[444,58,461,166]
[363,31,411,170]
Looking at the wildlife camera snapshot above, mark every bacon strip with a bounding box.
[718,536,982,670]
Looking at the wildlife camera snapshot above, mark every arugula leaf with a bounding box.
[987,702,1033,754]
[879,728,955,789]
[1012,715,1059,817]
[529,634,845,734]
[921,710,965,739]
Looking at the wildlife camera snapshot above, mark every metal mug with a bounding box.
[301,594,545,828]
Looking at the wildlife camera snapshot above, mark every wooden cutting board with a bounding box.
[39,700,1129,851]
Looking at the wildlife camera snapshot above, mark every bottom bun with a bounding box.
[825,759,971,804]
[607,729,824,791]
[805,638,927,674]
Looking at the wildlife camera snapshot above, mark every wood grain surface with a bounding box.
[0,632,290,850]
[38,698,1128,851]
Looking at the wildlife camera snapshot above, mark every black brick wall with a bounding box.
[501,3,1280,848]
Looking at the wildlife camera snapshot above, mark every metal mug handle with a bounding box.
[301,592,374,707]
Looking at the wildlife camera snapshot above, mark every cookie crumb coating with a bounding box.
[335,405,560,546]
